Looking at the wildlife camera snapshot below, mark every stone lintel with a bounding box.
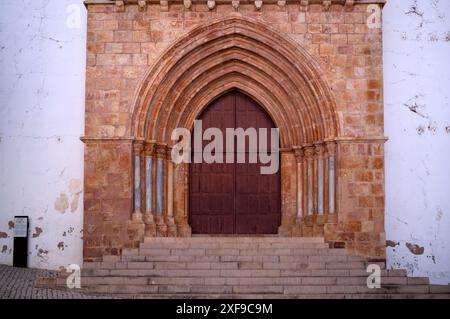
[84,0,387,7]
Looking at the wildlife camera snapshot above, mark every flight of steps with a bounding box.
[51,237,450,298]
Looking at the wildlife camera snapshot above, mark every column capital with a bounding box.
[324,139,337,156]
[292,146,304,163]
[314,143,326,158]
[302,144,315,159]
[154,143,168,159]
[133,139,145,155]
[144,140,156,156]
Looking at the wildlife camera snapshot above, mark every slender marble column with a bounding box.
[315,144,325,215]
[166,146,177,236]
[156,158,164,216]
[131,141,144,221]
[293,147,304,220]
[326,141,337,214]
[304,145,315,216]
[144,142,156,237]
[155,143,168,236]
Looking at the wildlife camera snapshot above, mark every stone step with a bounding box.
[124,260,369,270]
[138,242,329,250]
[79,283,444,295]
[112,293,450,299]
[142,237,325,244]
[137,246,345,257]
[120,251,354,263]
[78,275,427,287]
[82,261,385,274]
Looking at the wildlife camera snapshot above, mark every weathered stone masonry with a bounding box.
[82,0,387,261]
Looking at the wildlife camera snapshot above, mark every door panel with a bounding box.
[189,91,281,234]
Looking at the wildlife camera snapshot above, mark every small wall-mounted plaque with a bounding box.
[13,216,29,268]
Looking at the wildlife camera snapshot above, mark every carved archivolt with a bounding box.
[130,17,340,149]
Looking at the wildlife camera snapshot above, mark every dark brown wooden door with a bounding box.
[189,91,281,234]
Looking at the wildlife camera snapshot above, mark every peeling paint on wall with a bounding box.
[32,227,43,238]
[0,0,86,270]
[386,240,400,248]
[57,241,66,251]
[54,193,70,213]
[406,242,425,255]
[385,0,450,284]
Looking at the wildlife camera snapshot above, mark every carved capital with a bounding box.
[144,141,156,156]
[303,144,315,159]
[293,146,304,163]
[314,143,326,158]
[277,0,286,7]
[133,139,145,155]
[155,143,168,159]
[325,140,337,156]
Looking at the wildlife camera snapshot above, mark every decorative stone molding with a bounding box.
[323,0,331,11]
[300,0,309,12]
[344,0,354,11]
[114,0,125,12]
[232,0,240,11]
[137,0,146,11]
[160,0,169,11]
[254,0,263,10]
[183,0,192,9]
[207,0,216,10]
[277,0,286,7]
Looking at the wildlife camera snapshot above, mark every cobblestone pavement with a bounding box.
[0,264,114,299]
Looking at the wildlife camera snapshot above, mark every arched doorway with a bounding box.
[189,91,281,234]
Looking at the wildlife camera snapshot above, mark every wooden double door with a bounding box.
[189,91,281,234]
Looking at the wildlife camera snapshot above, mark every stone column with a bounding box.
[303,145,315,216]
[128,139,145,245]
[278,149,297,236]
[154,143,168,236]
[325,140,337,215]
[144,141,156,237]
[293,146,304,222]
[315,143,325,215]
[174,162,192,236]
[132,140,144,222]
[165,146,177,236]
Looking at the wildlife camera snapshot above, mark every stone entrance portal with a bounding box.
[82,1,387,261]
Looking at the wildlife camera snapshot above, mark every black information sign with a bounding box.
[13,216,29,268]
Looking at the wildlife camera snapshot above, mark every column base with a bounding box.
[144,213,157,237]
[131,210,143,222]
[155,215,168,237]
[176,223,192,237]
[291,218,304,236]
[166,217,178,237]
[277,224,292,237]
